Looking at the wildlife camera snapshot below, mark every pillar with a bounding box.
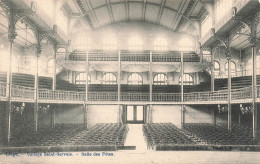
[118,51,121,101]
[83,105,88,130]
[180,52,185,127]
[6,10,17,142]
[211,48,214,91]
[252,44,258,138]
[211,108,216,125]
[227,50,232,130]
[85,51,89,102]
[52,45,57,90]
[34,50,40,132]
[149,51,153,102]
[51,106,55,128]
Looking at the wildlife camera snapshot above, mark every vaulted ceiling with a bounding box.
[64,0,205,35]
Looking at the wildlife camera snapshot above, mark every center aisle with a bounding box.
[124,124,147,153]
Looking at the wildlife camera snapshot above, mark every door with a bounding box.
[126,105,144,124]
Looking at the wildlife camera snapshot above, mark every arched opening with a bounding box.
[153,73,167,85]
[128,73,143,85]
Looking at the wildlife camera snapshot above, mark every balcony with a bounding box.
[1,82,259,104]
[60,50,204,65]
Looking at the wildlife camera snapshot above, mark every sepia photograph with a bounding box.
[0,0,260,163]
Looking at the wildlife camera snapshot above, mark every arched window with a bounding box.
[179,74,193,85]
[75,73,91,84]
[103,36,117,50]
[154,37,168,51]
[102,73,117,84]
[225,61,236,77]
[128,73,143,85]
[128,36,142,50]
[153,73,167,85]
[214,61,220,77]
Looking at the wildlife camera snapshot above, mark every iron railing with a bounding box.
[121,93,150,101]
[1,83,259,102]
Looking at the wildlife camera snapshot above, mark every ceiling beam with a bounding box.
[85,0,100,28]
[142,0,147,21]
[156,0,166,24]
[106,0,114,23]
[125,0,129,21]
[74,0,94,30]
[171,0,187,30]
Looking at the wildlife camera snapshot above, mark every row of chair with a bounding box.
[143,123,195,149]
[183,123,257,145]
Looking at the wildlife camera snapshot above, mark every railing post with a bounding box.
[227,50,232,131]
[181,52,185,127]
[118,50,121,102]
[149,51,153,102]
[210,47,215,91]
[251,43,258,138]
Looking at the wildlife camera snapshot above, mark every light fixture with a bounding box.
[217,104,228,113]
[240,104,253,115]
[11,102,25,115]
[38,104,50,114]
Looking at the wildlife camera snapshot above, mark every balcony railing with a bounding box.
[121,93,150,101]
[0,82,6,97]
[11,84,34,99]
[88,92,118,101]
[1,83,259,103]
[121,52,150,62]
[152,93,180,102]
[184,90,228,102]
[89,52,118,61]
[231,87,252,100]
[152,52,181,62]
[39,89,85,101]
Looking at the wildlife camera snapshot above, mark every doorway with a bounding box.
[126,105,144,124]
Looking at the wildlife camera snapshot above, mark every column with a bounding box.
[52,45,57,90]
[211,108,216,125]
[34,47,41,132]
[83,106,88,130]
[118,51,121,101]
[211,48,215,91]
[226,50,232,130]
[252,44,258,138]
[85,51,89,102]
[51,105,55,128]
[180,52,185,126]
[149,51,153,102]
[6,10,17,143]
[85,51,89,130]
[51,46,57,128]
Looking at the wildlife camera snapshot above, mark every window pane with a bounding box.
[127,106,134,121]
[136,106,143,121]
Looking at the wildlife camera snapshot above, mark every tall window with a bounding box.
[128,36,142,50]
[214,61,220,77]
[225,61,236,77]
[102,73,117,84]
[153,73,167,85]
[154,37,168,51]
[179,74,194,85]
[103,36,117,50]
[75,73,91,84]
[128,73,143,85]
[216,0,232,22]
[201,14,212,37]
